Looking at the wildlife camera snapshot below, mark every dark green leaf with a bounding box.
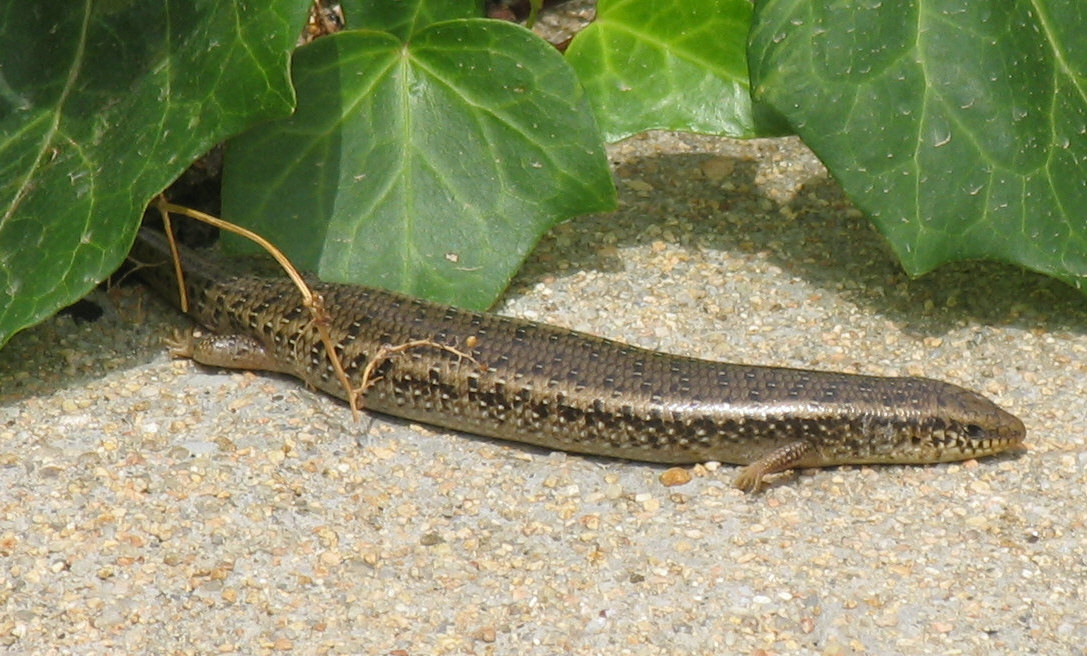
[338,0,483,40]
[222,20,615,310]
[750,0,1087,290]
[566,0,764,141]
[0,0,308,346]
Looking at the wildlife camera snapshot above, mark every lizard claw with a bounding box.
[164,329,196,359]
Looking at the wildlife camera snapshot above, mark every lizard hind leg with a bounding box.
[166,330,295,375]
[732,440,815,492]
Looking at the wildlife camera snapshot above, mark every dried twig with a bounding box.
[354,338,483,409]
[152,195,363,421]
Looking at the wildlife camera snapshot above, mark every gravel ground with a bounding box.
[2,133,1086,655]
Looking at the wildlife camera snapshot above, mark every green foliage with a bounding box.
[0,0,308,345]
[3,0,1086,348]
[566,0,765,140]
[341,0,481,39]
[223,18,613,308]
[749,0,1087,289]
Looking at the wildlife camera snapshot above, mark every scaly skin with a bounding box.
[130,228,1025,491]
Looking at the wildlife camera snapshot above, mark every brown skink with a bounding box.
[130,228,1025,491]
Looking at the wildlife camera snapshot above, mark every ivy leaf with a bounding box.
[750,0,1087,290]
[566,0,768,141]
[222,19,614,310]
[338,0,480,40]
[0,0,308,346]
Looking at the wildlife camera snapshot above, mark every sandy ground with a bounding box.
[2,132,1085,655]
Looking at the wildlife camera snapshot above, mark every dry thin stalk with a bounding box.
[151,196,363,421]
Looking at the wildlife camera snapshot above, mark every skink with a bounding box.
[130,227,1025,490]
